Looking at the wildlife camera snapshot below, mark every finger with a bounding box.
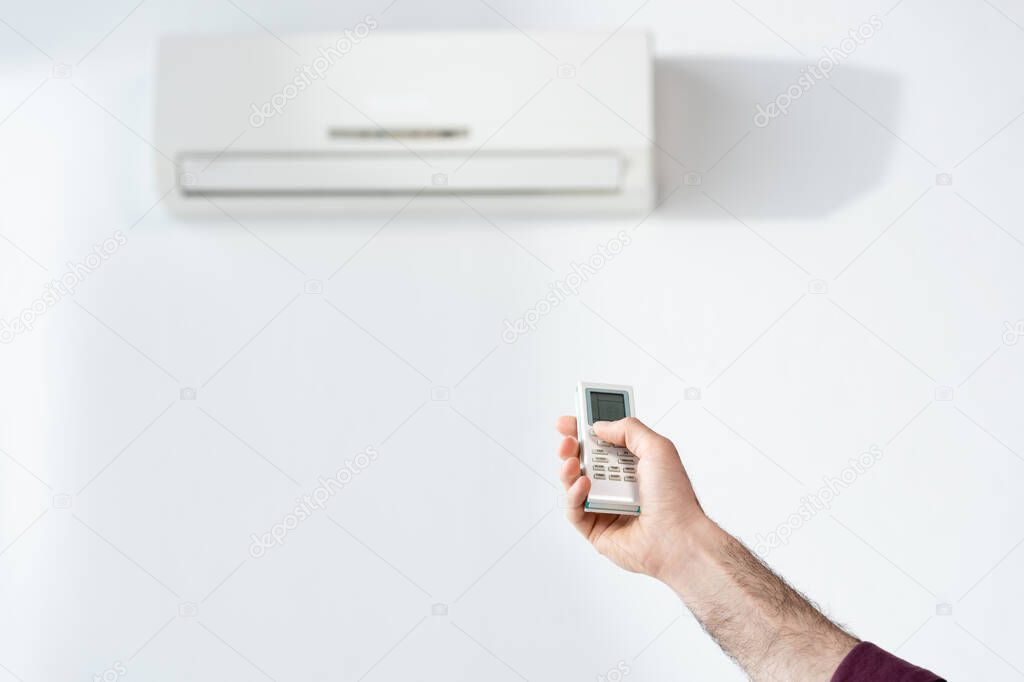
[557,435,579,460]
[559,456,580,490]
[593,417,664,458]
[564,475,591,529]
[555,415,577,438]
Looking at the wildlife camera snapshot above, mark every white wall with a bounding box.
[2,0,1023,680]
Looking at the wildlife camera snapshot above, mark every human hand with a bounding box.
[555,416,707,581]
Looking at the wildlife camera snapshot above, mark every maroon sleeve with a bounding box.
[831,642,944,682]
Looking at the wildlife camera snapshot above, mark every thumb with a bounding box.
[593,417,664,458]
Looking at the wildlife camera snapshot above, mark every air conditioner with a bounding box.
[155,30,653,216]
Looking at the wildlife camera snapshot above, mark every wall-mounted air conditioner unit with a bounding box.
[156,31,653,216]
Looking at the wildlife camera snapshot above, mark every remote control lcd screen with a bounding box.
[590,391,626,423]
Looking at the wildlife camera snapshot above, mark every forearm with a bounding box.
[658,517,857,681]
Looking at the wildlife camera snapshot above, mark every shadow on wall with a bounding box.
[654,58,901,219]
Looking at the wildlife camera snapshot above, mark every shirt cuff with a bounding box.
[831,642,944,682]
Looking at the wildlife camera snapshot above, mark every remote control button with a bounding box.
[593,456,608,463]
[597,439,615,447]
[624,475,637,482]
[592,448,605,454]
[609,474,622,481]
[622,466,636,474]
[593,473,606,480]
[593,464,605,471]
[608,465,620,472]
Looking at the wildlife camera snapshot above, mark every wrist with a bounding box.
[653,514,729,599]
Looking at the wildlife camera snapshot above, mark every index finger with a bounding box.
[555,415,577,438]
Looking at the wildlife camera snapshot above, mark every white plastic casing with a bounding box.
[156,31,653,216]
[576,381,640,515]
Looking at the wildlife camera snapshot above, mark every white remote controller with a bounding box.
[576,381,640,515]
